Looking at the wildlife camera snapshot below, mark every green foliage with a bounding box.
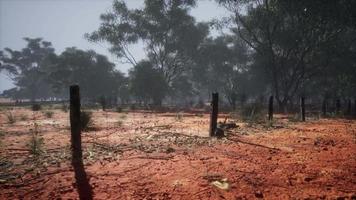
[129,61,168,105]
[47,48,126,99]
[80,111,93,131]
[27,123,44,156]
[86,0,208,95]
[0,38,55,100]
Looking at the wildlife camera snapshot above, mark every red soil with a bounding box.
[0,108,355,199]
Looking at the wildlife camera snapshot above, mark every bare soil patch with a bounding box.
[0,108,355,199]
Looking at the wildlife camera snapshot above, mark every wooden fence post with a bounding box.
[268,95,274,121]
[209,93,219,137]
[300,96,305,122]
[70,85,82,162]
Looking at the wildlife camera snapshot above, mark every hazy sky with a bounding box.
[0,0,229,93]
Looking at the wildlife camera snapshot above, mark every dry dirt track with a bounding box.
[0,108,355,199]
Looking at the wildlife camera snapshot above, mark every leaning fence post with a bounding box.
[300,96,305,122]
[70,85,82,162]
[268,95,274,121]
[209,93,219,137]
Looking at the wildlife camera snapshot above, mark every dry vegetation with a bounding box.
[0,106,355,199]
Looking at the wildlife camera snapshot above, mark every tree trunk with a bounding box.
[300,96,305,122]
[209,93,219,137]
[268,95,273,121]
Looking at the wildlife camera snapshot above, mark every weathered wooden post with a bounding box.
[70,85,93,200]
[300,96,305,122]
[336,99,341,114]
[209,93,219,137]
[70,85,82,162]
[268,95,274,121]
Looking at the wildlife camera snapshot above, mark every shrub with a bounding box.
[240,103,265,123]
[27,123,44,156]
[31,104,42,111]
[6,112,16,124]
[44,111,54,118]
[80,111,93,131]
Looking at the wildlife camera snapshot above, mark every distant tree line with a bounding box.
[0,0,355,112]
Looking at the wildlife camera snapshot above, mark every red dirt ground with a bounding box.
[0,108,355,199]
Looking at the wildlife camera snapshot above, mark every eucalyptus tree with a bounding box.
[128,60,168,106]
[0,38,55,101]
[47,47,125,100]
[217,0,355,111]
[193,35,250,109]
[86,0,209,88]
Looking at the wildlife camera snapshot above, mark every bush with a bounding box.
[44,111,54,118]
[6,112,16,124]
[27,123,44,156]
[32,104,42,111]
[240,103,265,123]
[81,111,93,131]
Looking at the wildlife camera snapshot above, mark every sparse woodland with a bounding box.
[0,0,355,199]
